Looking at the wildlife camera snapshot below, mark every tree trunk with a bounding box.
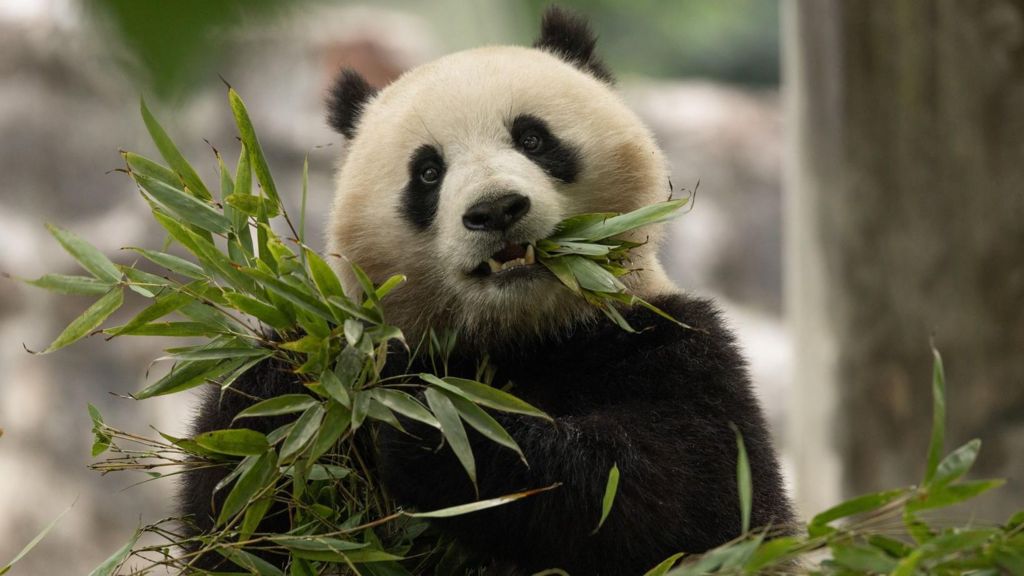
[785,0,1024,518]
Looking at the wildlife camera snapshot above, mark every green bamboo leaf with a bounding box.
[350,262,381,310]
[215,547,284,576]
[809,488,909,535]
[557,199,688,241]
[305,249,345,300]
[425,387,476,487]
[443,391,523,461]
[370,388,439,429]
[164,346,270,362]
[375,274,407,300]
[408,484,559,518]
[321,369,352,408]
[732,423,752,534]
[930,438,982,489]
[140,97,212,201]
[420,374,550,420]
[925,346,947,484]
[134,173,231,235]
[742,536,803,572]
[234,395,318,421]
[23,274,114,296]
[539,254,581,295]
[125,247,206,279]
[642,553,686,576]
[308,401,351,462]
[351,390,371,431]
[832,543,899,573]
[344,318,363,347]
[135,358,243,399]
[45,223,122,283]
[216,449,277,526]
[907,479,1005,512]
[196,428,270,457]
[224,292,292,330]
[543,241,614,257]
[88,403,111,457]
[152,211,257,293]
[228,89,280,212]
[87,530,140,576]
[562,255,625,293]
[225,193,279,217]
[106,321,224,338]
[279,404,325,462]
[240,267,333,322]
[239,495,273,542]
[233,145,255,255]
[1,502,74,575]
[41,288,123,353]
[305,402,349,462]
[106,291,191,337]
[593,463,620,534]
[123,151,179,188]
[327,295,381,324]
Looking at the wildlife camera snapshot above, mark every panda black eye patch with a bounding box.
[401,144,446,230]
[510,114,581,184]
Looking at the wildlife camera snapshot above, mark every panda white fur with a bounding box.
[180,7,794,575]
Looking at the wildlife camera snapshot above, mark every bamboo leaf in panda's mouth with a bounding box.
[536,197,693,332]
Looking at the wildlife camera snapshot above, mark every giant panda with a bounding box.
[180,7,794,575]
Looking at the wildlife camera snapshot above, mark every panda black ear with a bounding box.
[533,6,614,84]
[327,69,378,139]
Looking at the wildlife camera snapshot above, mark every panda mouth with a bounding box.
[472,242,536,276]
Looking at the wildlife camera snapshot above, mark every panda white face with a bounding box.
[326,33,674,347]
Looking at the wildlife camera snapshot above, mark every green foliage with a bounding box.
[660,347,1024,576]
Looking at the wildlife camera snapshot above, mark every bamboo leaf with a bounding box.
[196,428,270,457]
[106,290,191,337]
[371,388,439,429]
[134,173,232,235]
[732,423,753,534]
[224,292,292,330]
[135,358,245,399]
[279,404,325,462]
[86,530,140,576]
[562,255,625,293]
[125,247,206,279]
[809,488,909,534]
[42,288,124,353]
[925,346,947,484]
[554,199,688,242]
[229,89,280,212]
[1,502,74,575]
[443,391,522,461]
[907,479,1005,512]
[235,395,319,420]
[215,547,284,576]
[594,463,620,534]
[123,151,179,188]
[420,374,550,420]
[140,97,212,200]
[24,274,114,296]
[407,484,559,518]
[930,438,982,489]
[45,223,122,283]
[424,387,476,487]
[216,449,278,526]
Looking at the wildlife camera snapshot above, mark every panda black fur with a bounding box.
[179,7,795,574]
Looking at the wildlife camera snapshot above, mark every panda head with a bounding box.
[326,7,675,348]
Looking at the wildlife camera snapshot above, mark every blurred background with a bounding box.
[1,0,1021,572]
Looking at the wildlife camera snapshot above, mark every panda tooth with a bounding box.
[488,259,502,274]
[525,245,535,265]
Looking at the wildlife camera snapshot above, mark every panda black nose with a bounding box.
[462,193,531,232]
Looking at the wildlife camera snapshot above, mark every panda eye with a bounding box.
[519,131,543,154]
[419,164,441,185]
